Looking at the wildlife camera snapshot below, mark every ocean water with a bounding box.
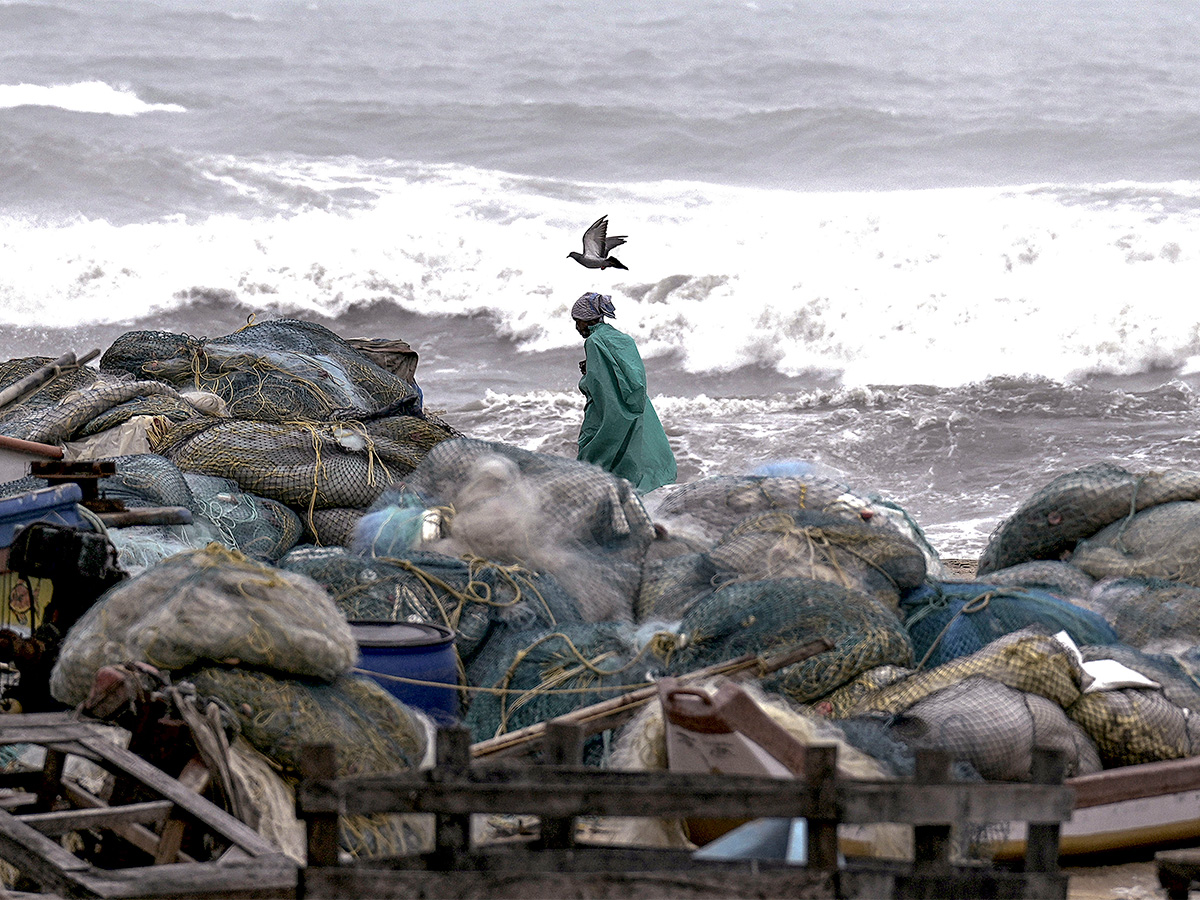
[5,0,1200,557]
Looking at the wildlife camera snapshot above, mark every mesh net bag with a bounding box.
[184,473,303,562]
[304,507,365,547]
[106,522,223,576]
[978,464,1200,575]
[0,357,102,430]
[1071,500,1200,586]
[636,552,719,623]
[401,439,657,623]
[901,581,1118,670]
[50,544,356,705]
[98,453,197,508]
[153,416,451,513]
[977,560,1096,600]
[281,546,583,664]
[76,390,200,437]
[650,474,925,552]
[843,628,1087,716]
[706,509,927,611]
[463,622,646,743]
[889,676,1102,781]
[1078,577,1200,652]
[810,665,914,719]
[186,666,432,859]
[665,578,913,704]
[99,319,424,422]
[1,373,189,445]
[1067,686,1189,767]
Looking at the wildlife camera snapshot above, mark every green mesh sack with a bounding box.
[666,578,913,704]
[75,390,201,437]
[2,373,187,445]
[844,628,1087,716]
[636,552,719,622]
[99,319,425,423]
[977,560,1096,600]
[978,464,1200,575]
[1080,578,1200,651]
[281,546,582,664]
[50,544,356,705]
[0,356,101,430]
[706,509,926,610]
[463,622,646,743]
[186,666,432,859]
[184,473,303,562]
[1072,501,1200,587]
[154,417,451,512]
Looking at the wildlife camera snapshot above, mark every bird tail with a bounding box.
[606,257,629,270]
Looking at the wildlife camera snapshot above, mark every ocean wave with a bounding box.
[3,159,1200,389]
[0,81,185,116]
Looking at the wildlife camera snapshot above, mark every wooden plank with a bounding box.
[912,750,952,873]
[298,765,1070,825]
[17,799,173,836]
[61,781,196,864]
[77,733,278,857]
[0,723,104,746]
[300,745,339,869]
[804,745,838,871]
[1071,754,1200,809]
[154,757,211,865]
[0,806,94,897]
[432,728,472,867]
[301,767,827,820]
[1026,747,1067,874]
[71,857,297,900]
[301,862,834,900]
[538,722,582,849]
[0,353,77,411]
[839,780,1073,825]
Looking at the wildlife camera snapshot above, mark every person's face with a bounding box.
[575,318,592,339]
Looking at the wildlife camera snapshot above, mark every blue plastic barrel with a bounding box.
[351,621,459,725]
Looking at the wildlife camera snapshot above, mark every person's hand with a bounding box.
[578,360,587,375]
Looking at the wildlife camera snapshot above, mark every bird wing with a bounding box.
[581,216,608,258]
[603,234,627,254]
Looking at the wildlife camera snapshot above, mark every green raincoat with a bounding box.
[577,322,676,493]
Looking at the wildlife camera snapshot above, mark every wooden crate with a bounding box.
[296,723,1074,900]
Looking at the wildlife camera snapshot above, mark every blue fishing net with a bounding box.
[902,581,1118,670]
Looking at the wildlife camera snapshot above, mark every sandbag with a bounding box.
[51,544,356,705]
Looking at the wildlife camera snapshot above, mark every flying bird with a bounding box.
[567,215,628,270]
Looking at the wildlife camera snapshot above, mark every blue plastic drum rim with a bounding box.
[349,620,455,648]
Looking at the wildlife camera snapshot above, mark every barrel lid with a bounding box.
[350,620,455,647]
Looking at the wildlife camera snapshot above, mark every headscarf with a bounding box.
[571,292,616,321]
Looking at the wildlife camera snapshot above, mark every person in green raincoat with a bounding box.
[572,292,676,493]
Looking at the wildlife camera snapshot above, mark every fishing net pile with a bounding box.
[0,319,457,552]
[463,622,647,744]
[279,545,582,663]
[900,581,1118,670]
[645,508,927,617]
[186,666,433,859]
[648,474,944,577]
[663,577,914,704]
[50,543,356,705]
[396,438,658,622]
[977,464,1200,575]
[1070,500,1200,585]
[976,560,1096,601]
[1077,577,1200,652]
[99,318,424,422]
